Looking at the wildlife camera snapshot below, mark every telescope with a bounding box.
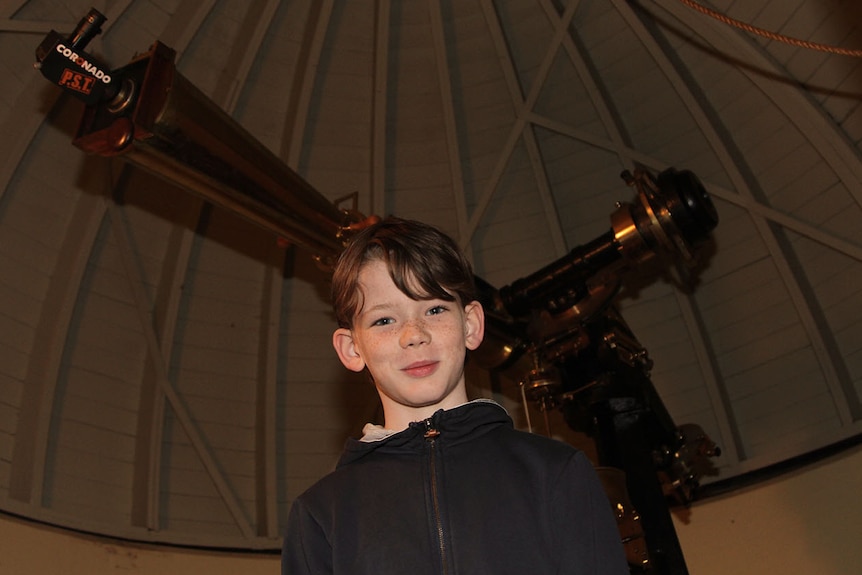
[476,166,717,372]
[35,9,718,324]
[35,9,371,266]
[501,167,716,316]
[35,9,720,573]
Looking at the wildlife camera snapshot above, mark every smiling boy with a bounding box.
[332,257,483,432]
[282,216,628,574]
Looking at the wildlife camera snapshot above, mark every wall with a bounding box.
[0,517,278,575]
[1,444,860,574]
[675,443,862,574]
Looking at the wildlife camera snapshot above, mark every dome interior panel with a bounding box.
[773,165,843,216]
[299,4,375,193]
[0,375,19,488]
[821,200,862,243]
[172,1,248,95]
[232,1,314,153]
[0,280,39,361]
[99,2,172,66]
[470,144,561,281]
[535,132,624,244]
[158,409,248,537]
[533,48,611,142]
[43,413,136,522]
[492,0,561,93]
[4,0,862,549]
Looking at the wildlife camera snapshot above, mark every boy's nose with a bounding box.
[400,320,430,347]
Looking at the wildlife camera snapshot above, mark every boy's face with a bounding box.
[332,259,485,430]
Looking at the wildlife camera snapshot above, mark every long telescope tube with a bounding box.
[57,35,360,262]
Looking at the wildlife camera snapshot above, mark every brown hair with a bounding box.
[331,216,477,329]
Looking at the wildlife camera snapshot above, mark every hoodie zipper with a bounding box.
[424,419,448,575]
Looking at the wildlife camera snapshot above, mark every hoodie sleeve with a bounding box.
[551,450,630,575]
[282,497,333,575]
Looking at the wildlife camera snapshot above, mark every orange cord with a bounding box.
[678,0,862,57]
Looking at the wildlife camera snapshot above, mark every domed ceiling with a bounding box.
[1,0,861,550]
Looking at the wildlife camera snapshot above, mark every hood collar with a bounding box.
[339,399,511,466]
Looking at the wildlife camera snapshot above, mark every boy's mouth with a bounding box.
[402,361,438,378]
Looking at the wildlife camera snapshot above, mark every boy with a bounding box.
[283,216,628,574]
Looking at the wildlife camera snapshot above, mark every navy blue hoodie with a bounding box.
[283,400,628,574]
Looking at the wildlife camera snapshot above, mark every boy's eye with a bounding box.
[427,305,447,316]
[371,317,394,327]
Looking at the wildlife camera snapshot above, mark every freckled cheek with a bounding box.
[429,329,460,353]
[358,333,395,360]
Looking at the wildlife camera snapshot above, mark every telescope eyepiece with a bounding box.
[68,8,107,50]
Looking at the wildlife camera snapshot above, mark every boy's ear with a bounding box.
[333,328,367,372]
[463,301,485,351]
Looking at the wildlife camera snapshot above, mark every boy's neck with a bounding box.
[381,391,470,432]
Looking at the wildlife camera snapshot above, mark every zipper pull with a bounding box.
[423,419,440,439]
